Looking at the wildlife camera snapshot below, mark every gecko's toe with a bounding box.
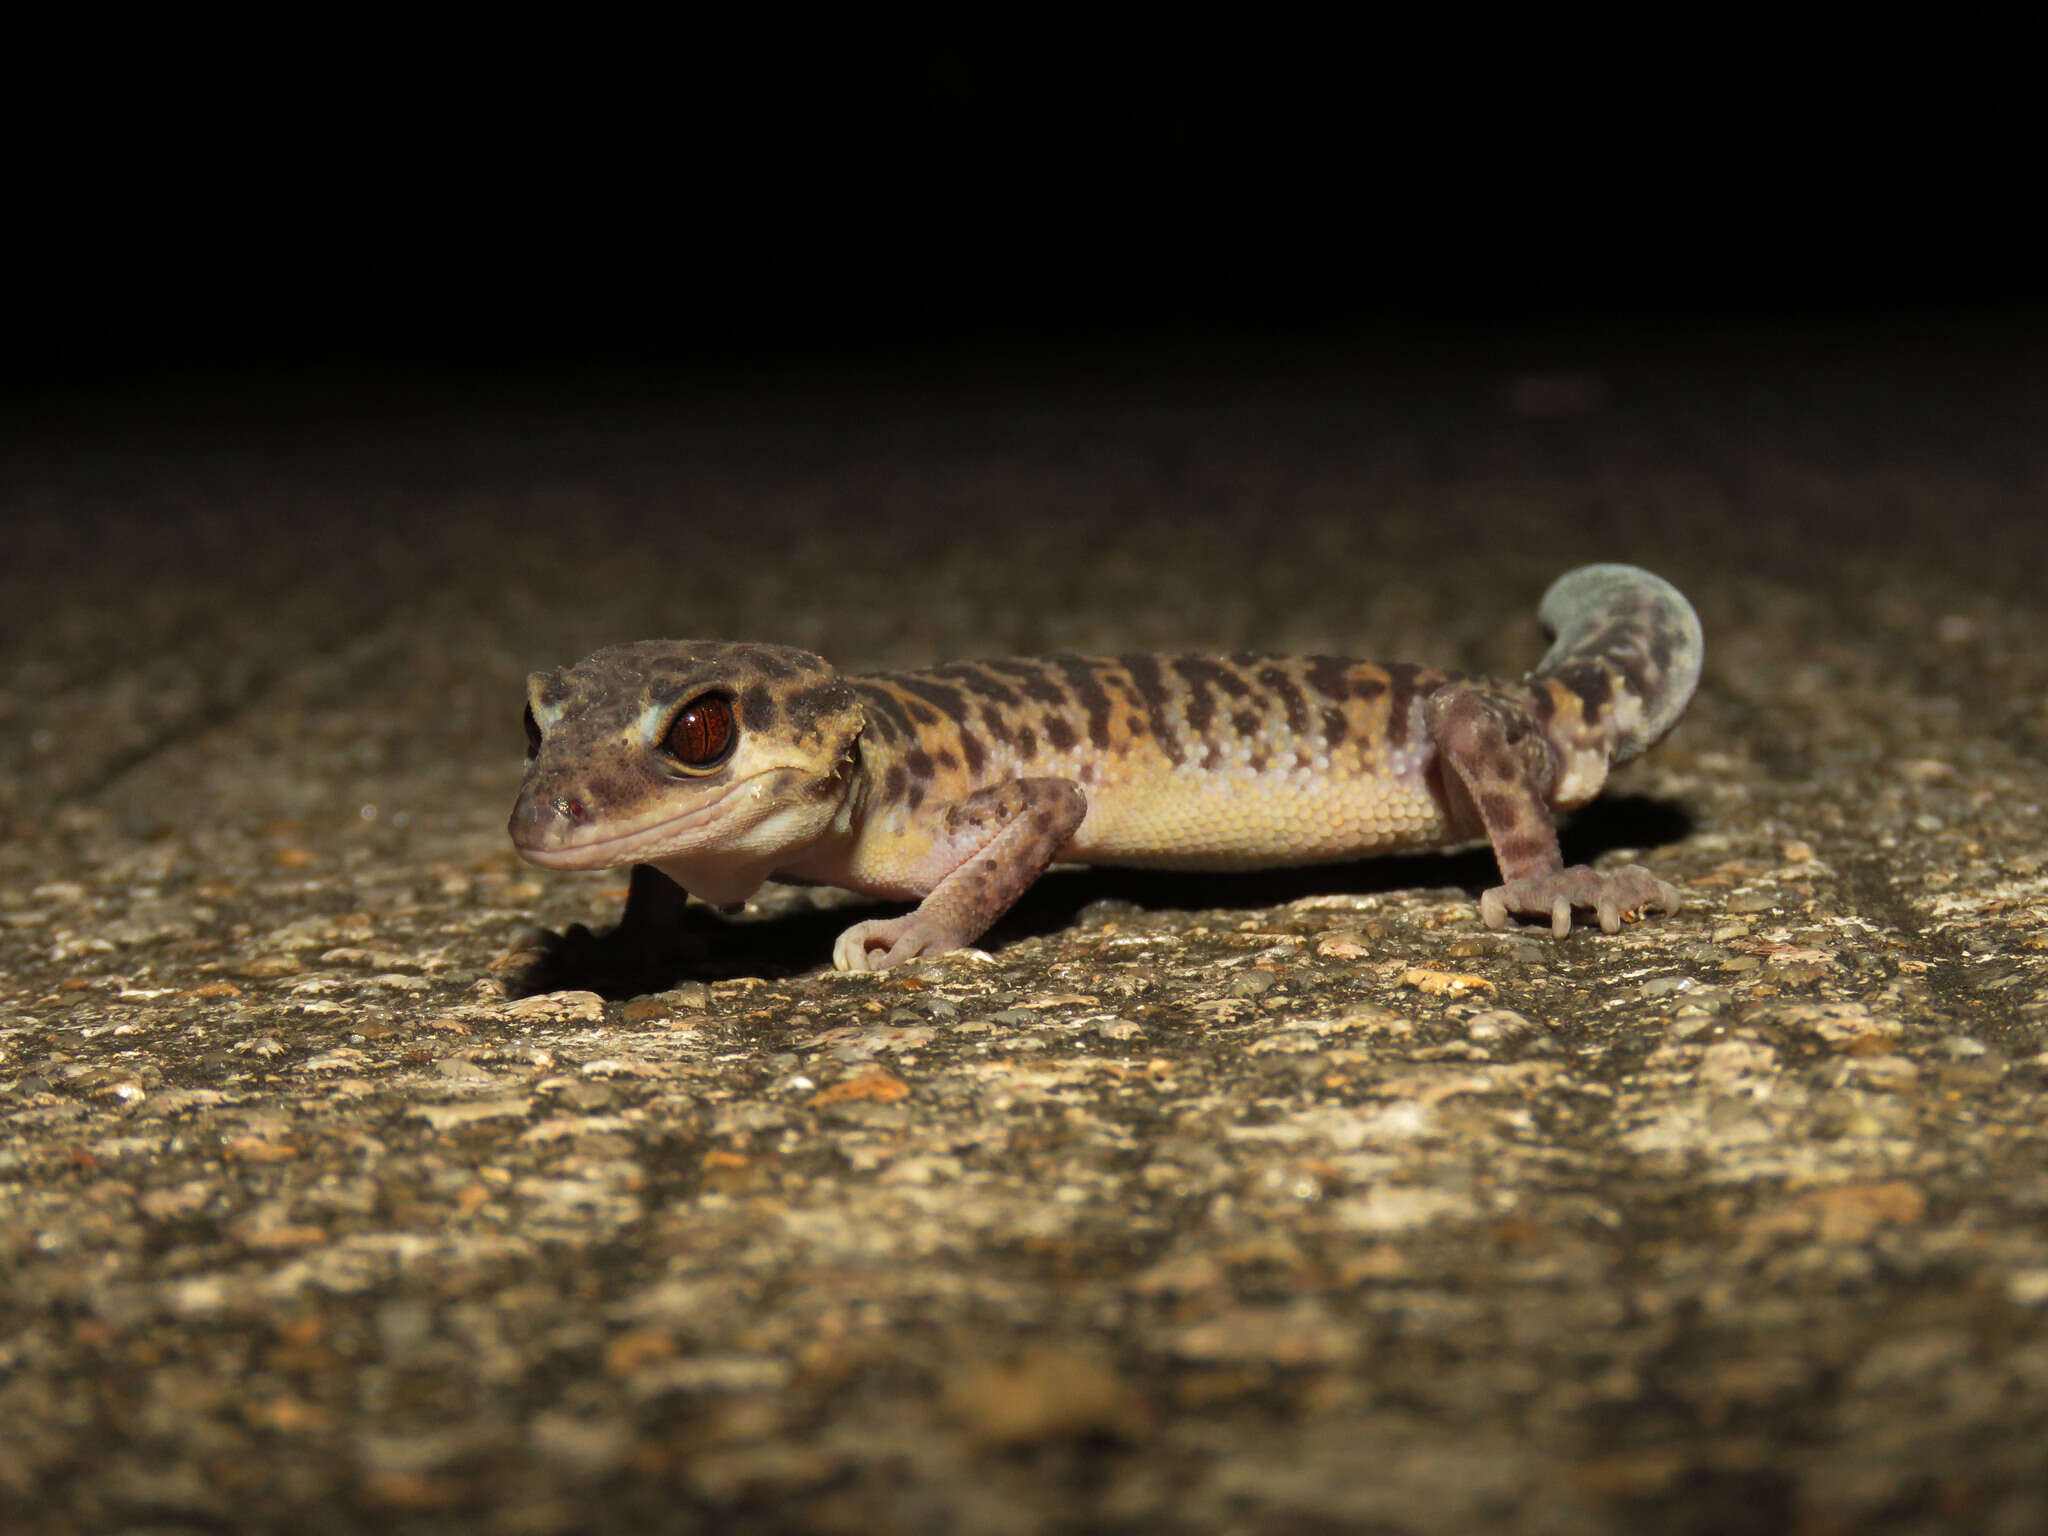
[832,920,891,972]
[1482,864,1682,938]
[879,937,924,969]
[834,915,957,971]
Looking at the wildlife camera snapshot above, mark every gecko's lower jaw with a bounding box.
[513,818,682,871]
[509,788,737,871]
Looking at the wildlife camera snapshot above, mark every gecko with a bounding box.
[509,564,1701,972]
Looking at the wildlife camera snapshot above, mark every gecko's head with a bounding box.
[509,640,863,878]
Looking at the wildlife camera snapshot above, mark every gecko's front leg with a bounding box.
[833,778,1087,972]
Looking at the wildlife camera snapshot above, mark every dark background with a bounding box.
[11,38,2042,410]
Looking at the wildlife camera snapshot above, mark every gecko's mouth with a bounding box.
[510,776,755,870]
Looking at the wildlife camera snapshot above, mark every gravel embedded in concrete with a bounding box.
[5,343,2048,1533]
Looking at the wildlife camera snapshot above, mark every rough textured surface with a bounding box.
[5,338,2048,1534]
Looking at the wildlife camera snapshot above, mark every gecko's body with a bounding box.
[511,565,1701,970]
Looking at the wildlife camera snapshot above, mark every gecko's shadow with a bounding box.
[507,795,1693,999]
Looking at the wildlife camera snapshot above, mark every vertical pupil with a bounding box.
[670,696,732,765]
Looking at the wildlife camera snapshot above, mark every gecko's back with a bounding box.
[849,655,1463,870]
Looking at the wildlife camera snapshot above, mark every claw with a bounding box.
[1478,864,1681,938]
[833,915,951,972]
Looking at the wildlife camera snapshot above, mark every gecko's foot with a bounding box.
[832,915,967,972]
[1479,865,1681,938]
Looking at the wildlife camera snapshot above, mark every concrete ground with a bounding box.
[4,327,2046,1534]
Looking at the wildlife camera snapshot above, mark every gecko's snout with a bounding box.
[507,784,591,853]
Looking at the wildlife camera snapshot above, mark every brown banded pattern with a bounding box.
[848,654,1468,866]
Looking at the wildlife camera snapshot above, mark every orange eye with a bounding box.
[663,694,736,770]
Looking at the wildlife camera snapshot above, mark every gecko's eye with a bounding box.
[662,693,737,772]
[523,705,542,760]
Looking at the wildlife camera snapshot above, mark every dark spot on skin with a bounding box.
[1561,662,1615,715]
[1321,706,1348,745]
[938,662,1021,710]
[907,749,936,780]
[1553,622,1632,683]
[1231,708,1260,736]
[1352,673,1388,703]
[1031,809,1054,836]
[1611,655,1653,699]
[907,782,925,812]
[1118,655,1169,713]
[740,682,778,732]
[1052,655,1115,752]
[1172,658,1218,739]
[1015,725,1037,760]
[895,676,969,720]
[985,659,1070,708]
[1043,716,1076,753]
[978,703,1014,747]
[1259,666,1311,737]
[584,769,639,804]
[1119,655,1183,766]
[1085,706,1112,751]
[933,748,958,772]
[883,763,909,803]
[852,683,918,744]
[1305,656,1352,704]
[859,705,900,744]
[907,700,941,727]
[1176,656,1250,701]
[1479,791,1520,828]
[1248,747,1270,772]
[958,730,985,775]
[1384,664,1426,750]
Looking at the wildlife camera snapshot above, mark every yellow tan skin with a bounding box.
[510,565,1702,971]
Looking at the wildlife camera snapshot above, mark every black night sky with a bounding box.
[10,39,2042,407]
